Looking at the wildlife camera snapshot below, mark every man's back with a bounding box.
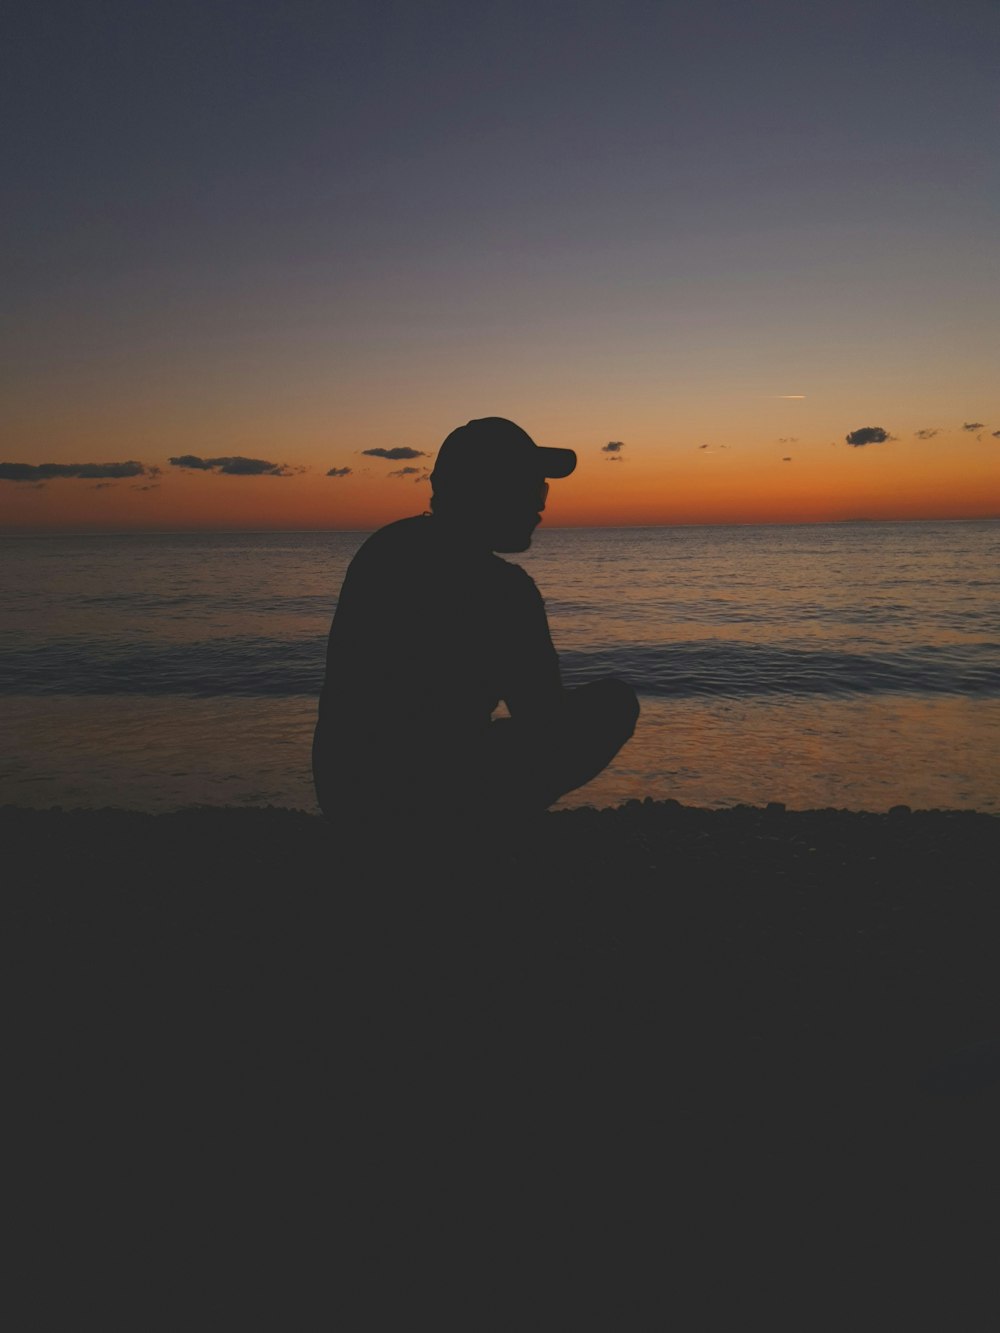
[313,514,560,822]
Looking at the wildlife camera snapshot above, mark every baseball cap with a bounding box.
[431,417,577,485]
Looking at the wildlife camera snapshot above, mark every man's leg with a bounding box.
[314,681,639,827]
[487,678,640,813]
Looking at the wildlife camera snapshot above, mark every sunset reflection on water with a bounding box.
[2,522,997,814]
[4,692,997,815]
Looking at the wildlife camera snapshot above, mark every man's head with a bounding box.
[429,417,576,552]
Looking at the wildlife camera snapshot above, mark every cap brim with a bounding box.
[537,446,577,478]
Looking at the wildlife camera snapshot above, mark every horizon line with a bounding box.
[3,514,998,539]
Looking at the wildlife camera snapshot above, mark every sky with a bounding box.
[2,0,998,531]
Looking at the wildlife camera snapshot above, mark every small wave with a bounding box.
[0,636,323,697]
[1,636,998,699]
[561,641,1000,697]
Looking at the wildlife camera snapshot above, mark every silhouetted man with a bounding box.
[312,417,639,831]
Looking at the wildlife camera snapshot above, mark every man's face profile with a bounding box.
[479,473,549,552]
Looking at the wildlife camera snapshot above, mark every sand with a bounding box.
[7,800,999,1315]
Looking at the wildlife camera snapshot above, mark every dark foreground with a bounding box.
[7,800,1000,1321]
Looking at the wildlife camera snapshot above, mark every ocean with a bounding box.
[2,520,998,813]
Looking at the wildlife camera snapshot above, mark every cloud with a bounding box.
[698,444,709,450]
[601,441,625,454]
[962,422,985,432]
[993,431,1000,439]
[0,463,48,480]
[93,482,114,490]
[221,458,293,476]
[777,437,798,444]
[0,460,147,482]
[132,483,160,491]
[326,467,352,478]
[168,455,213,470]
[168,455,292,476]
[915,429,939,440]
[388,466,423,477]
[361,447,428,461]
[845,426,891,447]
[782,457,792,462]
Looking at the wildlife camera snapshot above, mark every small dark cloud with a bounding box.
[388,466,422,477]
[698,444,709,450]
[601,441,625,454]
[962,422,985,432]
[361,447,427,461]
[777,437,798,444]
[218,457,292,476]
[992,430,1000,439]
[0,460,146,482]
[168,454,213,470]
[132,483,160,491]
[326,467,352,478]
[782,457,792,462]
[168,455,291,476]
[70,462,143,479]
[845,426,891,447]
[914,429,939,440]
[93,482,115,490]
[1,464,46,482]
[148,465,162,477]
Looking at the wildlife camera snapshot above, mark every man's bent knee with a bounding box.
[582,677,640,738]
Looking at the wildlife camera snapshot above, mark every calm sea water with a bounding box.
[2,521,998,813]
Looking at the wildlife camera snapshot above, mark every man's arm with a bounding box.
[502,571,563,722]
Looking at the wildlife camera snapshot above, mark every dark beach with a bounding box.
[8,799,999,1313]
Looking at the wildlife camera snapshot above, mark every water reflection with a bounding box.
[3,692,997,814]
[2,522,997,813]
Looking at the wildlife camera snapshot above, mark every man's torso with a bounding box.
[314,515,560,805]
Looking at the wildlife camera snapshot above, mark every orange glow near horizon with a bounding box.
[3,447,997,530]
[3,423,997,532]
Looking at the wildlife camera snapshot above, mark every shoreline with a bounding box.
[6,798,998,894]
[4,795,998,817]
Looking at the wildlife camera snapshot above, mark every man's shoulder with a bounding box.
[491,554,540,596]
[358,514,432,552]
[349,515,434,569]
[349,517,542,600]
